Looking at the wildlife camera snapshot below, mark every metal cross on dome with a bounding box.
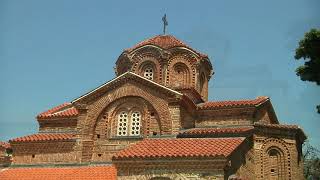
[162,14,168,35]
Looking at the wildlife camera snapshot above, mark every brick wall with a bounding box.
[38,119,77,133]
[11,141,77,165]
[74,80,186,162]
[118,46,212,100]
[115,159,226,180]
[252,134,304,180]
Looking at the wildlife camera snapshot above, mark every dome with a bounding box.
[125,35,207,57]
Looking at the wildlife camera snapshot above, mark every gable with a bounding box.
[72,72,182,104]
[71,72,189,139]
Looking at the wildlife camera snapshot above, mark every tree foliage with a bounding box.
[303,142,320,179]
[295,29,320,113]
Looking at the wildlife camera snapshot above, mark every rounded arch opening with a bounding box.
[172,62,190,87]
[261,139,291,180]
[139,61,157,81]
[93,96,162,139]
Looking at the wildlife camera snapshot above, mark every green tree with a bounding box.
[294,28,320,113]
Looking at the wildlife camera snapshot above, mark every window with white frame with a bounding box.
[144,67,153,80]
[117,111,141,137]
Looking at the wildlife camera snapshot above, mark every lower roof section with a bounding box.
[0,165,116,180]
[178,126,254,138]
[113,137,244,160]
[9,133,75,143]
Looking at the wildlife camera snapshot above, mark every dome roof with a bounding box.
[125,35,207,57]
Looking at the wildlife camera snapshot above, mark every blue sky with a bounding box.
[1,0,319,148]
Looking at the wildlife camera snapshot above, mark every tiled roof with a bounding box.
[125,35,207,57]
[175,87,204,104]
[254,122,307,140]
[37,103,78,119]
[178,127,254,137]
[198,96,269,110]
[0,165,117,180]
[10,133,75,143]
[0,141,11,149]
[113,138,244,160]
[254,122,300,130]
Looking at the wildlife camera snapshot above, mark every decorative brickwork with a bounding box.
[2,34,306,180]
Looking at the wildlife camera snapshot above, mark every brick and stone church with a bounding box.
[0,34,306,180]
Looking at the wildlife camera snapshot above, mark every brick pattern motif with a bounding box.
[116,34,213,99]
[11,141,77,164]
[0,165,117,180]
[7,34,306,180]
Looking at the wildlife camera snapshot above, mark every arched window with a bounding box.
[117,111,128,136]
[173,63,190,87]
[130,111,141,136]
[117,110,141,137]
[144,67,154,80]
[267,148,285,179]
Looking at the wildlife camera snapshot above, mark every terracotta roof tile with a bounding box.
[175,87,204,104]
[254,122,307,141]
[0,165,117,180]
[113,138,244,160]
[126,35,208,57]
[178,127,254,137]
[37,103,78,119]
[254,122,300,130]
[10,133,75,143]
[0,141,11,149]
[198,96,269,110]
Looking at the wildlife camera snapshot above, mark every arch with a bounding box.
[267,147,286,179]
[260,138,291,179]
[171,62,190,87]
[167,55,195,88]
[132,54,162,83]
[139,61,157,81]
[93,96,162,139]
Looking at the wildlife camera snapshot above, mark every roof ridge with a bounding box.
[197,96,269,109]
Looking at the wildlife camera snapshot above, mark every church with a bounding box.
[0,34,306,180]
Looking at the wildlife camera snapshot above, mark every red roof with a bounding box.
[126,35,207,57]
[254,122,300,130]
[198,96,269,110]
[10,133,75,143]
[0,165,117,180]
[176,87,204,104]
[37,103,78,119]
[0,141,11,149]
[178,127,253,137]
[113,138,244,160]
